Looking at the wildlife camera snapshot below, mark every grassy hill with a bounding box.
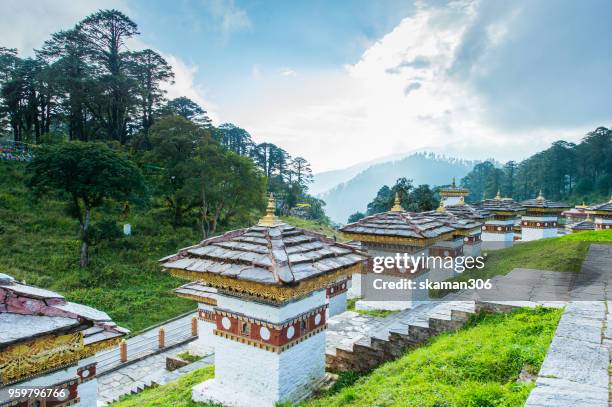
[112,307,562,406]
[0,162,341,332]
[431,230,612,297]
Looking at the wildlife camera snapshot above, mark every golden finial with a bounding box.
[536,190,545,201]
[390,192,403,212]
[258,193,282,226]
[436,199,446,212]
[495,189,501,200]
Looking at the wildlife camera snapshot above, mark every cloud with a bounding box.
[386,56,431,74]
[280,68,297,77]
[202,0,252,33]
[160,53,219,124]
[220,0,607,172]
[403,82,422,95]
[0,0,127,56]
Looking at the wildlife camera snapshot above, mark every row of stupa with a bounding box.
[157,182,611,407]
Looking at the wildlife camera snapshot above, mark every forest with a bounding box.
[0,9,324,267]
[461,127,612,203]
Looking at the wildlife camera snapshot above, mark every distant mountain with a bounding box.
[310,151,416,196]
[319,153,477,223]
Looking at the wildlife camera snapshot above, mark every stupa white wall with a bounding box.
[193,290,327,407]
[189,302,216,356]
[521,215,559,241]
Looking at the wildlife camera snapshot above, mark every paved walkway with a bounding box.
[95,311,198,405]
[525,244,611,407]
[97,344,214,406]
[96,311,197,374]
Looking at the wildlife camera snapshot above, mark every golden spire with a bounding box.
[536,190,545,201]
[258,193,282,226]
[495,189,501,200]
[436,199,446,212]
[390,192,403,212]
[451,177,456,188]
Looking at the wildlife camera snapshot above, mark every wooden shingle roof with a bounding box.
[160,223,367,286]
[340,211,456,244]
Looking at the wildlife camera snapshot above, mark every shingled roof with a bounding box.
[340,210,456,243]
[521,192,569,210]
[0,273,128,349]
[161,224,366,285]
[441,203,492,222]
[477,194,524,214]
[418,209,483,234]
[587,198,612,213]
[160,195,367,296]
[566,220,595,232]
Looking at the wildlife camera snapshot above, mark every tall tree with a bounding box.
[217,123,254,155]
[161,97,212,127]
[77,9,139,144]
[27,142,144,266]
[126,49,174,147]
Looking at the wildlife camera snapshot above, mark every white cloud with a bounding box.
[280,68,297,77]
[218,0,596,172]
[160,53,219,124]
[202,0,251,33]
[0,0,127,55]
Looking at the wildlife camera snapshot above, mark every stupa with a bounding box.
[340,194,456,310]
[520,191,569,241]
[477,191,525,248]
[587,197,612,230]
[0,274,127,406]
[160,194,367,406]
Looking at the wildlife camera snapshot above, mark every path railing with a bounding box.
[96,313,198,375]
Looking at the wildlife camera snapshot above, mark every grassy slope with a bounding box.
[431,230,612,297]
[0,161,197,332]
[306,308,562,407]
[114,366,215,407]
[111,308,562,407]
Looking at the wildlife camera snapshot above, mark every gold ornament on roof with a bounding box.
[495,190,501,200]
[258,193,282,226]
[390,192,403,212]
[436,199,446,212]
[536,190,545,201]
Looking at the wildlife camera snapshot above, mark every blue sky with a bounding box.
[2,0,612,171]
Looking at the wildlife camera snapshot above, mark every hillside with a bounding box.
[0,161,342,332]
[320,153,476,223]
[111,307,562,406]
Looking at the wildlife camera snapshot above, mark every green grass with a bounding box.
[346,297,399,318]
[432,230,612,298]
[281,216,345,241]
[305,307,562,407]
[109,308,561,407]
[0,161,199,332]
[113,366,215,406]
[177,352,204,363]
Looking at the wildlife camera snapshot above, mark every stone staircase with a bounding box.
[326,273,558,372]
[326,300,483,372]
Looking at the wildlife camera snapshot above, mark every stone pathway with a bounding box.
[97,343,214,406]
[96,311,197,374]
[525,244,611,407]
[95,311,199,405]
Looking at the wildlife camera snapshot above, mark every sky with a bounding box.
[2,0,611,172]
